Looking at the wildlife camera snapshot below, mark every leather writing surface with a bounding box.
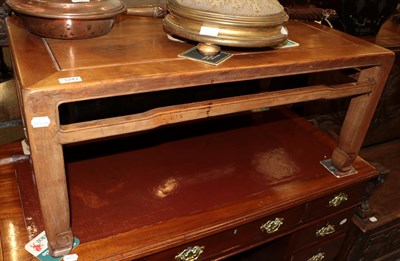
[64,109,331,241]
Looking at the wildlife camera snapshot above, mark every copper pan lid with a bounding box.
[6,0,127,19]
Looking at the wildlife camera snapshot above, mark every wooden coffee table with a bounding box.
[6,15,393,257]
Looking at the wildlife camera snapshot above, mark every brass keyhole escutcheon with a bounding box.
[260,217,284,234]
[329,192,348,207]
[316,223,335,237]
[308,252,325,261]
[175,246,205,261]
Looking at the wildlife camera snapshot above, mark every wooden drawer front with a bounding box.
[144,205,304,260]
[291,234,345,261]
[304,183,365,221]
[291,207,354,251]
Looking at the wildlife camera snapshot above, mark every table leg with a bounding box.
[331,62,393,170]
[25,111,73,257]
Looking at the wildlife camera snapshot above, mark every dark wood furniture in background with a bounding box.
[6,14,394,259]
[284,11,400,260]
[312,16,400,261]
[343,140,400,261]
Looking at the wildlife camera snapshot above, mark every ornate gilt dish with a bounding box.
[163,0,289,51]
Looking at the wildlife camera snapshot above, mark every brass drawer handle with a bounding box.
[175,246,205,261]
[316,223,335,237]
[308,252,325,261]
[260,217,284,234]
[329,192,348,207]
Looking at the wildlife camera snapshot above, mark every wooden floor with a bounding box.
[1,139,399,260]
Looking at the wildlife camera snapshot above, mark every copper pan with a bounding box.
[5,0,127,39]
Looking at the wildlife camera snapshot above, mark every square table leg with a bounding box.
[331,61,393,171]
[23,96,73,257]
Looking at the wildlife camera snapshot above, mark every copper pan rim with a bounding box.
[5,0,127,39]
[16,13,117,39]
[5,0,127,20]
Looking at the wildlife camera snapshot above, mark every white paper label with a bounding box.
[21,139,31,155]
[25,231,48,257]
[58,76,82,84]
[200,26,219,37]
[31,117,51,128]
[339,218,347,225]
[64,254,79,261]
[369,216,378,222]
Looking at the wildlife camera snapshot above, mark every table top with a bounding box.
[5,14,391,259]
[6,15,393,98]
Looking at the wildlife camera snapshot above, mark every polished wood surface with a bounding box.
[0,143,32,261]
[12,109,378,260]
[6,13,394,257]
